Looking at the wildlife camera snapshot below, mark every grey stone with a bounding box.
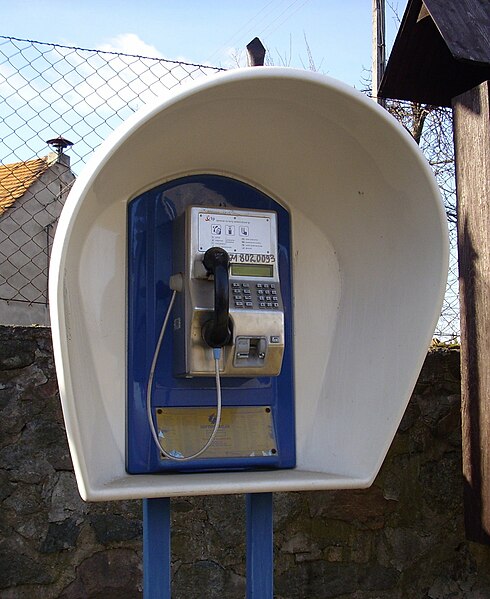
[45,471,87,522]
[0,333,36,370]
[90,514,142,544]
[275,561,399,598]
[40,518,80,553]
[173,560,245,598]
[59,548,141,598]
[0,545,54,587]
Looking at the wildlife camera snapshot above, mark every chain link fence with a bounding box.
[0,36,223,322]
[418,105,460,343]
[0,35,459,339]
[438,226,460,342]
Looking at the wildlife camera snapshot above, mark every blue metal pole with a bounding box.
[246,492,274,599]
[143,497,171,599]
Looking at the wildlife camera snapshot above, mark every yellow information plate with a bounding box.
[155,406,277,460]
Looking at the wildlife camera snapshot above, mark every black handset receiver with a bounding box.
[201,247,232,348]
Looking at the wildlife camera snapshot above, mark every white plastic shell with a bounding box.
[49,67,448,501]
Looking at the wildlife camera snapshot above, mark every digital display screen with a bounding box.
[231,264,274,278]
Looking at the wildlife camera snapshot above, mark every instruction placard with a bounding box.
[156,406,277,459]
[198,211,273,261]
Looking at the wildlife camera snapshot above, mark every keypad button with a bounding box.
[234,294,242,300]
[263,284,270,288]
[273,302,279,307]
[242,283,250,288]
[245,301,253,307]
[256,283,263,288]
[257,289,264,295]
[264,289,271,295]
[259,302,266,307]
[235,301,244,306]
[270,284,276,289]
[266,302,273,307]
[271,290,277,295]
[232,283,240,288]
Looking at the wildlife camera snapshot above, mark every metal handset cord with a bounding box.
[146,289,223,461]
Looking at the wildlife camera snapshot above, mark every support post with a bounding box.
[143,497,171,598]
[247,37,266,66]
[246,493,274,598]
[453,80,490,545]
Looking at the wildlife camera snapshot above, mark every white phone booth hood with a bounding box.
[49,67,448,501]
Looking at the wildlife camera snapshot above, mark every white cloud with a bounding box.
[0,34,222,167]
[98,33,164,59]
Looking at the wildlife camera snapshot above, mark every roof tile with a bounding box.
[0,156,52,216]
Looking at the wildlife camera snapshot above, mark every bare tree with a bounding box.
[386,99,456,223]
[367,0,458,340]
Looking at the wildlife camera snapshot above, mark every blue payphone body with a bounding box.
[126,174,295,473]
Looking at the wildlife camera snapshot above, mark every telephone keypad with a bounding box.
[231,280,282,310]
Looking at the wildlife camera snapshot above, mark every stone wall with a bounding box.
[1,325,490,598]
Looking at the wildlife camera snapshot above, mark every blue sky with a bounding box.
[1,0,407,87]
[0,1,408,168]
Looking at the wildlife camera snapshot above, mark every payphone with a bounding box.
[50,66,449,501]
[173,206,285,377]
[126,174,296,474]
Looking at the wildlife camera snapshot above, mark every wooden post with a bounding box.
[453,80,490,545]
[246,38,266,67]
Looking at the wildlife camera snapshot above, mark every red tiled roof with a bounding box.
[0,156,52,216]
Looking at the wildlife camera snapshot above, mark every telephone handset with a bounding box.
[201,247,232,349]
[173,206,285,377]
